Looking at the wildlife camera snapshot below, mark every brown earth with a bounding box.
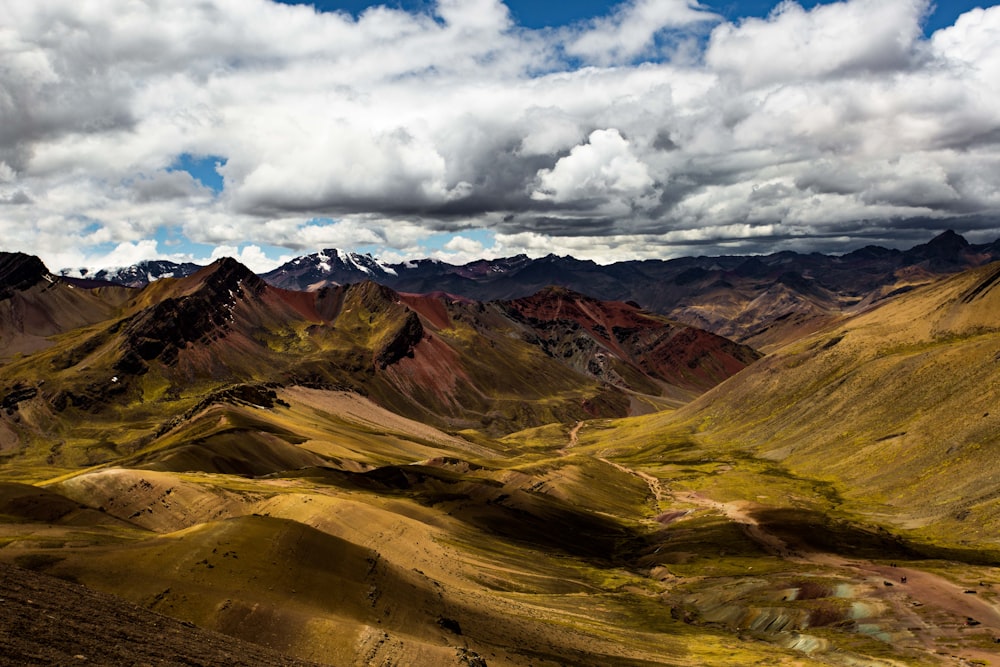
[0,562,324,666]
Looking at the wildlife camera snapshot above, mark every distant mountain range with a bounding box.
[57,230,1000,350]
[61,259,204,288]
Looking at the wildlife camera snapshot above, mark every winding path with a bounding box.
[557,421,585,457]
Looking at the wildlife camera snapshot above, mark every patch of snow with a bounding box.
[346,253,373,275]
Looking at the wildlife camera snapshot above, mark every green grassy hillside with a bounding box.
[660,262,1000,550]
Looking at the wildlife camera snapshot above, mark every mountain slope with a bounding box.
[500,287,760,397]
[0,255,757,480]
[0,252,133,359]
[0,562,322,666]
[4,252,998,665]
[663,260,1000,547]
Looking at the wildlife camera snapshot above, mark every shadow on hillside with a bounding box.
[283,465,650,563]
[752,508,1000,566]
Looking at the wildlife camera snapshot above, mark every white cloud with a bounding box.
[443,235,485,255]
[45,240,165,276]
[931,6,1000,66]
[1,0,1000,269]
[207,244,283,273]
[531,129,653,203]
[566,0,719,65]
[706,0,929,88]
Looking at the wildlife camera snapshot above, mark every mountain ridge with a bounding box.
[49,230,1000,350]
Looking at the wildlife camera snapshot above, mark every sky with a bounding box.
[1,0,999,272]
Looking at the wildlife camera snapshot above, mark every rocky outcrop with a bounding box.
[501,287,760,393]
[374,311,424,369]
[0,252,51,300]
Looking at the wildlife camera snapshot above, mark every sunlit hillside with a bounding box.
[2,252,1000,666]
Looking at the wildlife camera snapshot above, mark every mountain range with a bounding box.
[1,231,999,666]
[61,230,1000,350]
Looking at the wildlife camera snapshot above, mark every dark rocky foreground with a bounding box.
[0,563,323,666]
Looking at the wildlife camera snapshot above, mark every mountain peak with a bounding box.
[0,252,53,299]
[197,257,262,287]
[535,285,582,299]
[169,257,267,305]
[927,229,969,249]
[261,248,397,291]
[903,229,973,269]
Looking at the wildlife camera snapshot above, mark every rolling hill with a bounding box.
[4,248,1000,666]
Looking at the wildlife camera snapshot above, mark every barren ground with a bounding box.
[0,562,324,666]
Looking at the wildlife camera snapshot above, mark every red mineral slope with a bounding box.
[503,287,761,394]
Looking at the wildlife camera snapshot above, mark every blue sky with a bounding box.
[279,0,985,34]
[3,0,1000,272]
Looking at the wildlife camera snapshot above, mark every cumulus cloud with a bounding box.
[208,244,286,273]
[443,235,486,255]
[1,0,1000,270]
[706,0,929,87]
[565,0,719,65]
[531,129,653,204]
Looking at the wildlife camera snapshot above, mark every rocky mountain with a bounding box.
[0,253,757,472]
[499,286,759,400]
[259,230,1000,349]
[63,231,1000,351]
[60,259,203,288]
[260,249,398,291]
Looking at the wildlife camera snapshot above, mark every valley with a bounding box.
[2,235,1000,666]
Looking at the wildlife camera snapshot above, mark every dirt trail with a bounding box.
[683,491,794,558]
[597,457,665,504]
[557,421,585,456]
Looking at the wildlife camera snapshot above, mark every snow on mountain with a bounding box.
[60,260,203,288]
